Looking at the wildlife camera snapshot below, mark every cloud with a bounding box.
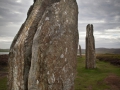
[0,36,14,49]
[0,0,120,49]
[78,24,120,48]
[0,37,13,42]
[0,0,33,26]
[16,0,22,3]
[77,0,120,48]
[77,0,120,24]
[78,20,106,24]
[0,0,33,48]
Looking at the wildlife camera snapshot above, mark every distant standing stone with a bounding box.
[85,24,96,69]
[79,45,82,57]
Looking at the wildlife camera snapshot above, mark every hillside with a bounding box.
[79,48,120,54]
[0,49,9,52]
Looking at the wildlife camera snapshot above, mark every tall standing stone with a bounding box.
[79,45,82,57]
[8,0,79,90]
[85,24,96,69]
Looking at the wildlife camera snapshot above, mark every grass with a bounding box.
[96,54,120,66]
[75,56,120,90]
[0,55,120,90]
[0,49,9,52]
[0,77,7,90]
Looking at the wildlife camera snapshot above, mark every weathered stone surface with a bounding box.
[8,0,78,90]
[79,45,82,57]
[85,24,96,69]
[28,0,78,90]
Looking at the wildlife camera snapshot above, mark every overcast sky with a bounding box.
[0,0,120,49]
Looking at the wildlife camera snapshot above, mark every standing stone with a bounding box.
[79,45,82,57]
[8,0,79,90]
[85,24,96,69]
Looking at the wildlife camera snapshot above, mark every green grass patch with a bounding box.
[0,77,7,90]
[75,56,120,90]
[0,55,120,90]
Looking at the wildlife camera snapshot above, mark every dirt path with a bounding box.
[104,74,120,90]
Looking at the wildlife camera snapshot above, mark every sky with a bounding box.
[0,0,120,49]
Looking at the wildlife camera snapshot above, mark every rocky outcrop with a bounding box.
[8,0,79,90]
[85,24,96,69]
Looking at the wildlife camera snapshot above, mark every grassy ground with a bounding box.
[0,77,7,90]
[96,54,120,66]
[97,54,120,59]
[0,66,8,90]
[0,55,120,90]
[75,56,120,90]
